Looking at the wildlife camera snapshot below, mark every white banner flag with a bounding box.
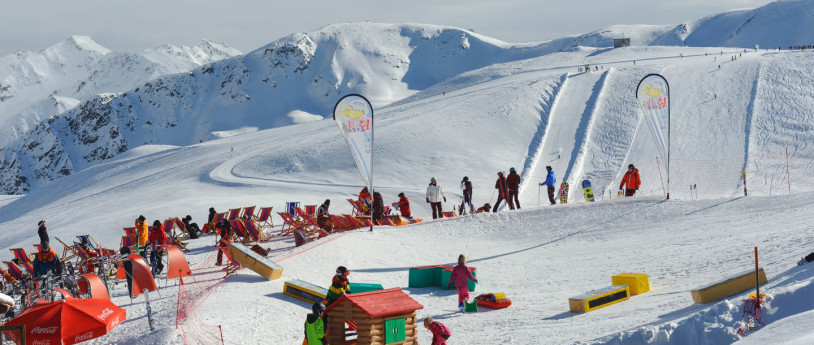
[333,94,374,189]
[636,74,670,160]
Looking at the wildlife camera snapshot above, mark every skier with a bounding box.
[459,176,474,215]
[426,177,446,219]
[37,220,49,249]
[392,192,412,218]
[423,317,452,345]
[619,164,641,197]
[326,266,351,306]
[506,167,521,210]
[135,215,149,258]
[148,220,166,275]
[304,302,327,345]
[494,172,508,211]
[316,199,332,232]
[372,191,385,224]
[540,166,557,205]
[447,254,478,312]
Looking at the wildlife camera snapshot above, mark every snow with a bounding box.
[2,1,814,344]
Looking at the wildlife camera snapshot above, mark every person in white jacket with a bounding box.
[426,177,446,219]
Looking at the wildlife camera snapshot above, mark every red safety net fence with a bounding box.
[176,250,227,345]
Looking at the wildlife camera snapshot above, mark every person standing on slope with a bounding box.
[372,191,385,224]
[304,302,327,345]
[506,167,521,210]
[459,176,474,215]
[426,178,446,219]
[540,166,557,205]
[316,199,332,232]
[135,215,149,258]
[393,192,412,218]
[620,164,641,197]
[494,172,508,211]
[37,220,49,249]
[447,254,478,312]
[326,266,351,306]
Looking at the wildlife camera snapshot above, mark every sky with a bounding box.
[0,0,776,56]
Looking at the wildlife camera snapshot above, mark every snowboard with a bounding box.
[558,182,569,204]
[582,180,594,202]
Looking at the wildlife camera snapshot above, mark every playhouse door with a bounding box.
[384,317,405,344]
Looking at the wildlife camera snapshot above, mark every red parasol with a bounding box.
[4,297,126,345]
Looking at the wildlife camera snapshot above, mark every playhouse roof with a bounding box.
[325,287,424,318]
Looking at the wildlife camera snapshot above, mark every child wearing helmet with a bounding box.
[459,176,474,215]
[305,302,327,345]
[326,266,351,306]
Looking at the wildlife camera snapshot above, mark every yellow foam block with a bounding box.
[568,285,630,313]
[691,268,767,304]
[229,243,284,280]
[612,273,650,295]
[493,292,507,300]
[284,279,328,303]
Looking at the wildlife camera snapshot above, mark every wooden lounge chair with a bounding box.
[330,215,354,231]
[227,208,241,221]
[242,206,256,220]
[277,212,306,237]
[347,199,366,216]
[441,211,456,218]
[229,220,248,240]
[304,205,317,216]
[123,227,137,237]
[0,266,16,283]
[293,207,322,234]
[242,219,268,242]
[213,212,227,225]
[3,261,27,281]
[10,248,35,273]
[254,207,274,229]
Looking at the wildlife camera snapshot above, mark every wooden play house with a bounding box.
[324,288,423,345]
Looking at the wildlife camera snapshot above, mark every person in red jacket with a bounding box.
[423,317,451,345]
[393,193,412,218]
[506,167,521,210]
[620,164,641,197]
[148,220,167,275]
[494,172,508,211]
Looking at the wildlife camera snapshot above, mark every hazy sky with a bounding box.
[0,0,776,56]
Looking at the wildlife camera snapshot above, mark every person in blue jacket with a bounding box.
[540,166,557,205]
[32,243,61,278]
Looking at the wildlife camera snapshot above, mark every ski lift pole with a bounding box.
[754,246,760,298]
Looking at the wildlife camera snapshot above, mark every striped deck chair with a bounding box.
[121,236,136,250]
[304,205,317,217]
[10,248,35,273]
[0,266,15,283]
[242,220,266,242]
[342,214,363,229]
[254,207,274,228]
[213,212,227,225]
[242,206,256,220]
[285,202,300,215]
[354,216,373,228]
[4,261,26,280]
[227,208,241,221]
[330,215,352,231]
[347,199,366,216]
[76,235,101,253]
[277,212,305,237]
[293,207,321,233]
[32,244,43,252]
[441,211,456,218]
[229,220,247,240]
[123,227,137,237]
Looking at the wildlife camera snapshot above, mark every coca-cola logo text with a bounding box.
[98,308,113,320]
[32,340,51,345]
[74,331,94,342]
[31,326,58,334]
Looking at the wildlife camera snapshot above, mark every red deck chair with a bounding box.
[4,261,26,280]
[277,212,305,237]
[304,205,317,216]
[123,227,137,237]
[220,245,242,277]
[255,207,274,228]
[347,199,366,216]
[213,212,227,224]
[354,216,373,228]
[121,236,136,250]
[227,208,241,221]
[10,248,35,273]
[330,215,353,231]
[229,220,247,239]
[0,266,17,282]
[32,244,43,252]
[242,206,256,220]
[441,211,456,218]
[243,220,266,242]
[294,207,321,234]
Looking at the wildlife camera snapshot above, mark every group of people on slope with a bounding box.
[133,215,168,275]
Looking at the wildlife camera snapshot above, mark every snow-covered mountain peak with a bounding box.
[63,35,111,55]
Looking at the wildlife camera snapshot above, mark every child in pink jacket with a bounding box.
[424,317,451,345]
[448,254,478,312]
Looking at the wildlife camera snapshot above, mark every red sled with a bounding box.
[475,293,512,309]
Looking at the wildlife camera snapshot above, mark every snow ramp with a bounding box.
[519,70,606,206]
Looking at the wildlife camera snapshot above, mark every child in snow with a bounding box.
[326,266,351,306]
[392,192,412,218]
[475,203,491,213]
[424,317,451,345]
[304,302,327,345]
[448,254,478,312]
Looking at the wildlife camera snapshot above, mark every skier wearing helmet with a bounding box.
[506,167,521,210]
[304,302,327,345]
[459,176,474,215]
[326,266,351,306]
[620,164,641,197]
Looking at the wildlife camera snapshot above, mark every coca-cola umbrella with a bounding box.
[3,297,126,345]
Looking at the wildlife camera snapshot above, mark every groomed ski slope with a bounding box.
[1,46,814,344]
